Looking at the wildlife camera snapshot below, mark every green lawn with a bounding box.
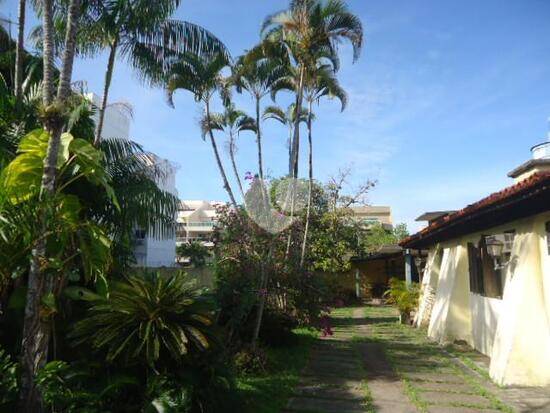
[236,327,318,413]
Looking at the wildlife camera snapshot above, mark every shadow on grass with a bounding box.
[236,328,318,413]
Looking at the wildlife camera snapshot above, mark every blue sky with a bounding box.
[4,0,550,232]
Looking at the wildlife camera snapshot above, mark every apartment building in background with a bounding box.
[176,200,223,248]
[89,93,178,267]
[350,205,393,230]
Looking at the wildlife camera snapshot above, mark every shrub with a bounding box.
[258,309,298,347]
[384,278,419,323]
[233,346,268,374]
[70,271,214,369]
[36,360,140,412]
[0,348,18,408]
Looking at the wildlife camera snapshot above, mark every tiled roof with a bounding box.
[400,172,550,248]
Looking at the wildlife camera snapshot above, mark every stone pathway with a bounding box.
[285,305,549,413]
[284,307,373,412]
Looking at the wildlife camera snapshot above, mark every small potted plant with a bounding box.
[384,278,420,324]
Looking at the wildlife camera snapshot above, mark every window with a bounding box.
[546,222,550,255]
[467,232,514,299]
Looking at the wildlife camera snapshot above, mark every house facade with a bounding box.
[401,141,550,386]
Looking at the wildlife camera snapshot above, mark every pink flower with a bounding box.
[244,171,254,181]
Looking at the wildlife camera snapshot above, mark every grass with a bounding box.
[236,327,318,413]
[361,305,514,413]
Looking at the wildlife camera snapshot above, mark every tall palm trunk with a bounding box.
[251,239,274,350]
[255,96,264,181]
[41,0,55,105]
[14,0,26,101]
[300,99,313,267]
[19,1,81,411]
[94,36,119,145]
[228,132,246,201]
[205,101,238,209]
[285,66,306,258]
[290,66,305,179]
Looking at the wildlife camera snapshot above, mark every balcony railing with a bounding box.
[180,221,216,227]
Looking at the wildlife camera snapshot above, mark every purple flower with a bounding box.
[244,171,254,181]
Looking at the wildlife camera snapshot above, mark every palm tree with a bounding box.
[261,0,363,178]
[166,52,239,210]
[32,0,229,144]
[19,0,82,409]
[263,103,309,174]
[13,0,25,101]
[300,65,347,266]
[205,103,256,201]
[232,54,286,181]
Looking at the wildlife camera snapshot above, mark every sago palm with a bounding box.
[70,272,214,368]
[166,52,239,209]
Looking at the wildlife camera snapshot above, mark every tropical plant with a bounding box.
[299,64,347,266]
[0,347,18,407]
[262,103,309,174]
[204,103,256,200]
[31,0,229,144]
[384,278,420,324]
[14,0,26,101]
[70,272,214,368]
[261,0,363,178]
[176,241,210,268]
[166,52,239,209]
[232,53,287,180]
[18,0,82,407]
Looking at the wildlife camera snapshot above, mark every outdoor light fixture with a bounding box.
[485,237,508,270]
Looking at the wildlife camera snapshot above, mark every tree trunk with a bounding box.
[56,0,81,100]
[41,0,55,106]
[255,96,264,181]
[19,1,81,411]
[228,132,246,201]
[284,67,306,258]
[290,66,305,179]
[94,37,118,145]
[251,240,274,351]
[205,101,239,209]
[14,0,26,101]
[300,99,313,267]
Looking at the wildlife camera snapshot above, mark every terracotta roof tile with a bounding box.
[400,172,550,248]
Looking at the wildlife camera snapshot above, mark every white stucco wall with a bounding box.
[423,211,550,386]
[415,247,442,327]
[469,294,502,356]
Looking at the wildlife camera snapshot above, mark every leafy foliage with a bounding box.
[362,223,409,253]
[176,241,210,268]
[70,272,214,368]
[0,347,18,407]
[384,278,420,315]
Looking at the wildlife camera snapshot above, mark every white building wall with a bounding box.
[89,92,177,267]
[143,156,178,267]
[86,93,130,140]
